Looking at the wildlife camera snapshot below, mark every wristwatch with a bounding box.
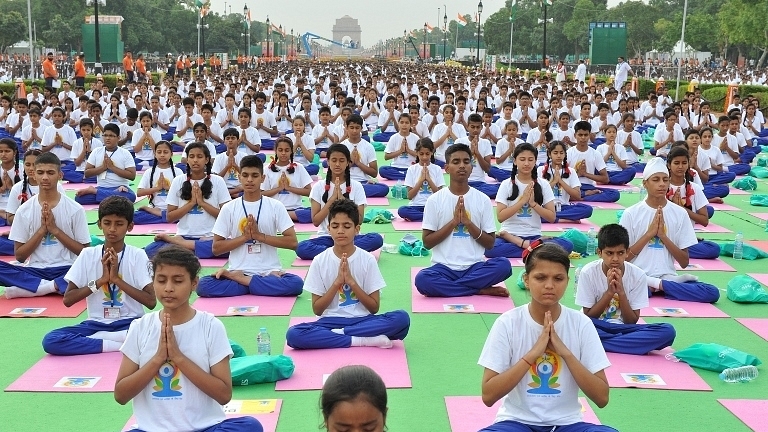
[88,280,98,293]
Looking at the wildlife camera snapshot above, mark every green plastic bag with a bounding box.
[398,234,430,257]
[561,228,588,254]
[726,275,768,303]
[733,177,757,191]
[750,194,768,206]
[757,156,768,167]
[672,343,762,372]
[230,355,295,386]
[749,166,768,178]
[90,235,104,246]
[363,209,393,224]
[372,141,386,151]
[720,242,768,260]
[516,270,526,290]
[229,339,246,358]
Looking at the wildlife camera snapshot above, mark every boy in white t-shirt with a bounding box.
[619,157,720,303]
[567,121,619,203]
[455,113,498,198]
[340,114,390,197]
[0,153,91,298]
[65,118,102,183]
[285,199,410,349]
[576,224,676,355]
[174,97,203,147]
[40,107,77,168]
[372,95,401,143]
[42,196,155,355]
[197,155,302,297]
[212,128,247,197]
[252,92,278,150]
[76,123,137,205]
[414,143,512,298]
[115,246,263,432]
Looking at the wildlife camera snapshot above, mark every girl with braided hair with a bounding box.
[0,137,22,226]
[262,137,312,223]
[539,141,593,223]
[134,141,180,225]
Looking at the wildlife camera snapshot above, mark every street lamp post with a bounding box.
[423,23,428,61]
[403,30,407,59]
[279,25,283,57]
[243,4,250,57]
[443,7,447,62]
[86,0,104,74]
[291,28,294,60]
[266,16,271,58]
[476,0,483,67]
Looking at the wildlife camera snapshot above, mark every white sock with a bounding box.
[102,339,123,352]
[350,335,393,349]
[330,328,345,335]
[91,330,127,342]
[646,276,662,290]
[4,286,39,299]
[37,280,57,295]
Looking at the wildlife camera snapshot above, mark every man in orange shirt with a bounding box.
[123,51,134,83]
[183,55,191,77]
[197,55,205,76]
[74,54,86,87]
[42,52,58,88]
[135,53,147,83]
[175,55,184,79]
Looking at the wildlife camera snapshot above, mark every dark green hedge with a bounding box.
[0,73,164,96]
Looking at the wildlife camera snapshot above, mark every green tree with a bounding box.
[718,0,768,67]
[563,0,596,57]
[0,11,28,53]
[601,1,662,58]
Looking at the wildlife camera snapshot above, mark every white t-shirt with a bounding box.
[261,163,312,210]
[166,174,231,237]
[213,196,293,274]
[377,109,402,132]
[404,163,445,207]
[712,134,739,166]
[668,181,708,227]
[616,129,642,164]
[64,245,152,323]
[454,137,493,183]
[9,195,90,267]
[699,145,724,175]
[309,180,366,236]
[538,165,581,206]
[431,123,469,161]
[41,124,77,162]
[137,166,182,209]
[620,201,697,278]
[120,311,232,432]
[495,137,524,170]
[286,133,316,166]
[131,129,163,161]
[596,143,628,172]
[119,122,141,150]
[20,123,47,150]
[575,260,649,324]
[512,107,537,133]
[653,127,685,158]
[86,146,135,188]
[5,181,65,215]
[304,247,385,318]
[211,151,246,189]
[311,124,336,150]
[566,146,606,186]
[525,129,551,165]
[251,110,276,140]
[423,187,496,271]
[552,127,575,144]
[341,140,377,183]
[496,178,555,236]
[384,133,419,168]
[478,305,610,426]
[176,113,204,141]
[70,137,104,171]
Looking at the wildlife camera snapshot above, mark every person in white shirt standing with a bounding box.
[614,57,633,91]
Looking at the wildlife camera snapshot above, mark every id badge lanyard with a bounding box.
[102,247,125,307]
[241,197,263,244]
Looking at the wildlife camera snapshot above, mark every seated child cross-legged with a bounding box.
[567,121,619,203]
[286,199,410,350]
[114,246,263,432]
[134,141,181,225]
[397,138,445,222]
[575,224,676,355]
[596,125,634,185]
[0,152,91,298]
[619,157,720,303]
[196,155,303,297]
[144,143,232,259]
[478,243,617,432]
[42,196,156,355]
[455,113,498,198]
[260,137,313,224]
[75,123,137,205]
[380,113,419,180]
[414,143,512,298]
[486,144,573,259]
[212,128,247,199]
[538,141,593,223]
[341,114,390,198]
[295,144,383,260]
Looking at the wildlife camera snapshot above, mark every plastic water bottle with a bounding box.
[719,366,758,383]
[574,264,583,298]
[733,232,744,260]
[256,327,271,356]
[586,228,597,256]
[394,180,403,200]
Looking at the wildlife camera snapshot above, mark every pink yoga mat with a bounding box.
[366,196,390,206]
[0,255,19,263]
[122,400,282,432]
[127,223,178,235]
[198,258,229,268]
[392,218,423,231]
[736,318,768,342]
[748,273,768,287]
[445,396,601,432]
[293,223,317,233]
[291,244,382,267]
[275,317,411,391]
[708,203,740,211]
[641,297,729,318]
[80,204,100,211]
[6,352,122,392]
[718,399,768,432]
[694,223,732,233]
[0,294,86,318]
[191,269,306,316]
[541,220,600,232]
[598,184,638,192]
[675,258,735,271]
[748,241,768,254]
[605,348,712,391]
[582,202,625,209]
[61,182,95,190]
[410,267,513,313]
[729,188,750,195]
[0,226,10,235]
[749,212,768,221]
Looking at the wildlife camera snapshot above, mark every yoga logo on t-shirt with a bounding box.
[143,139,151,151]
[601,294,619,320]
[152,361,183,398]
[41,232,58,246]
[338,283,359,307]
[228,168,239,181]
[93,126,102,138]
[452,210,471,238]
[647,220,665,249]
[101,281,124,307]
[518,203,533,218]
[527,350,562,395]
[419,181,430,195]
[189,204,203,214]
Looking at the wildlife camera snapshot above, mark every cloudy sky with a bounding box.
[216,0,625,48]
